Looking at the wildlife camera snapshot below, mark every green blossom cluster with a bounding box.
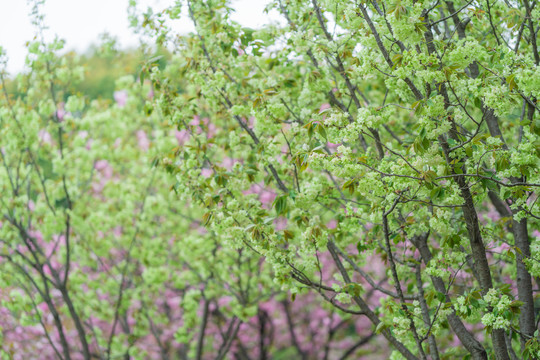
[138,0,540,358]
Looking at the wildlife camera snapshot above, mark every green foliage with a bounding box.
[0,23,276,359]
[2,0,540,359]
[138,0,540,359]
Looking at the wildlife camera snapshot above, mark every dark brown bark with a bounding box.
[327,241,419,360]
[420,9,511,356]
[512,217,536,349]
[447,0,537,348]
[411,235,488,360]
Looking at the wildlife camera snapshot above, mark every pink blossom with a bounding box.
[112,226,123,238]
[217,296,232,308]
[273,216,288,231]
[136,130,150,151]
[197,226,208,235]
[483,207,500,222]
[258,300,279,314]
[221,157,241,170]
[207,123,217,138]
[166,296,181,309]
[259,189,276,205]
[355,318,373,335]
[95,160,113,179]
[244,182,277,208]
[28,230,44,244]
[114,90,128,107]
[175,130,190,145]
[51,234,65,250]
[201,168,213,178]
[38,129,52,144]
[92,160,114,196]
[190,115,200,126]
[56,103,66,121]
[91,181,105,194]
[319,103,331,112]
[326,219,338,229]
[94,160,108,171]
[247,116,255,129]
[488,241,511,256]
[327,142,340,149]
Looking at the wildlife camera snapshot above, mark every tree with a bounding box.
[0,3,388,360]
[135,0,540,359]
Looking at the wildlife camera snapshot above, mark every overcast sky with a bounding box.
[0,0,279,75]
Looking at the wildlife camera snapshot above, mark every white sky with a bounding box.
[0,0,280,75]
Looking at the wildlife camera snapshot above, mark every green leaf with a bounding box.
[500,187,511,200]
[37,157,56,180]
[55,197,69,210]
[253,96,262,108]
[316,122,327,140]
[506,74,517,91]
[375,322,389,334]
[357,241,367,253]
[148,55,164,64]
[425,291,435,306]
[343,283,362,297]
[283,79,296,88]
[273,195,288,215]
[303,121,315,139]
[423,170,437,184]
[202,212,212,226]
[495,156,509,171]
[283,230,294,241]
[470,290,482,300]
[474,97,482,109]
[342,179,357,194]
[139,69,146,85]
[436,291,446,302]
